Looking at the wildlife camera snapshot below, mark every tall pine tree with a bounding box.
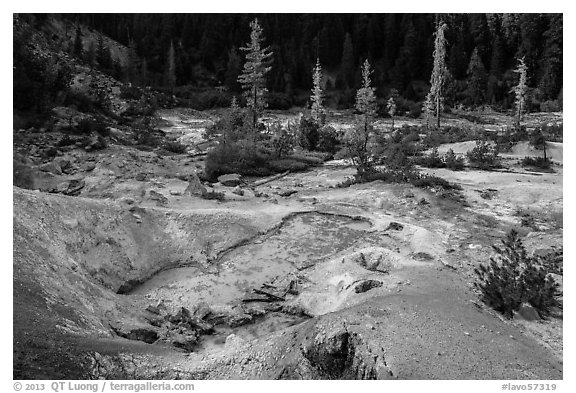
[310,58,324,124]
[511,57,528,128]
[466,47,487,107]
[238,18,273,129]
[424,22,448,129]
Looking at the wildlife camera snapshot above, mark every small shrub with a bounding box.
[135,127,162,148]
[444,149,465,170]
[521,156,552,170]
[317,125,341,154]
[204,139,270,180]
[298,116,321,151]
[466,139,500,169]
[540,100,562,112]
[410,174,462,191]
[417,147,445,168]
[163,141,188,154]
[269,122,295,158]
[74,117,109,135]
[473,229,562,319]
[529,128,546,150]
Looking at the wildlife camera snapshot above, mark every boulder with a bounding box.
[40,161,62,175]
[354,280,383,294]
[185,173,207,196]
[170,332,199,352]
[148,190,168,206]
[218,173,242,187]
[232,186,244,196]
[514,302,541,321]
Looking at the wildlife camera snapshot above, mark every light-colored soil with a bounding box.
[13,110,563,380]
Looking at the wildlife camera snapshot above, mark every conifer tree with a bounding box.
[225,47,242,93]
[466,47,487,107]
[73,26,83,58]
[344,59,377,177]
[238,18,273,130]
[167,41,176,95]
[355,59,377,130]
[511,57,528,128]
[126,39,139,85]
[340,33,354,88]
[310,58,324,124]
[387,88,398,130]
[424,22,448,129]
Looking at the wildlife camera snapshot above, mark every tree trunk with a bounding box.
[436,93,441,128]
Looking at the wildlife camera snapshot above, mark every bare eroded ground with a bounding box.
[13,110,563,379]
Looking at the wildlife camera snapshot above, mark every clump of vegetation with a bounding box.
[135,127,162,149]
[417,147,445,168]
[466,139,500,169]
[422,125,475,148]
[474,229,562,319]
[163,141,188,154]
[74,117,109,135]
[297,115,321,151]
[417,148,465,171]
[521,156,552,170]
[315,126,340,154]
[269,122,295,158]
[444,149,465,170]
[494,125,528,152]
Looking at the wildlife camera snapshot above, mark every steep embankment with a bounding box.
[13,187,285,378]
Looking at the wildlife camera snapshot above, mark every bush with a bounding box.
[521,156,552,170]
[317,125,341,154]
[410,174,462,191]
[204,139,271,180]
[540,100,562,112]
[164,141,188,154]
[74,117,109,135]
[473,230,562,319]
[466,140,500,169]
[135,127,162,148]
[529,128,546,150]
[444,149,465,170]
[204,107,252,143]
[494,125,528,152]
[268,122,295,158]
[297,116,321,151]
[417,147,445,168]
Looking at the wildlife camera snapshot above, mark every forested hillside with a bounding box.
[58,13,562,110]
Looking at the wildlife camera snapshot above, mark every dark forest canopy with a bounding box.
[25,13,564,111]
